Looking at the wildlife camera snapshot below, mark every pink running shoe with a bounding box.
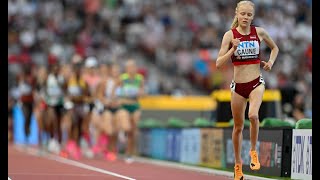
[59,150,69,158]
[91,144,102,155]
[98,134,108,147]
[91,134,109,155]
[104,151,117,162]
[65,140,82,160]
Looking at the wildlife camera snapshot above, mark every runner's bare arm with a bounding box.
[257,27,279,66]
[97,80,109,106]
[216,31,236,69]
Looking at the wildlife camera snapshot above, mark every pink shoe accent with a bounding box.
[59,150,68,158]
[98,134,108,147]
[65,140,82,160]
[82,132,91,146]
[91,134,109,155]
[104,151,117,162]
[72,147,81,160]
[91,144,102,154]
[66,140,76,152]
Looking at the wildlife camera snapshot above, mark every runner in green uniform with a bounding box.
[119,59,145,163]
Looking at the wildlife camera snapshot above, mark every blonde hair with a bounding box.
[230,0,255,29]
[125,59,136,67]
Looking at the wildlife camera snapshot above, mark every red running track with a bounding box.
[8,144,231,180]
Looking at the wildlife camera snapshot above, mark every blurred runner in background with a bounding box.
[119,59,145,163]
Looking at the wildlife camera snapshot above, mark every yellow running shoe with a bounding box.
[249,150,261,170]
[234,164,244,180]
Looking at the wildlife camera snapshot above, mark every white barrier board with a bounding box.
[291,129,312,180]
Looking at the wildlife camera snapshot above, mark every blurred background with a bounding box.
[8,0,312,121]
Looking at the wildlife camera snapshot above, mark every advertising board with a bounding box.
[223,128,292,177]
[291,129,312,180]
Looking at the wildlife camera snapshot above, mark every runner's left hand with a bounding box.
[261,61,273,71]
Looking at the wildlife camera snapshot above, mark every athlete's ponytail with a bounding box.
[230,15,238,29]
[230,0,255,29]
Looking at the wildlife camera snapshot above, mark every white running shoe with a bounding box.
[124,156,134,164]
[80,138,94,159]
[48,138,61,154]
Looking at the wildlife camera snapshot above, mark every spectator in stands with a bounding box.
[292,93,306,121]
[216,1,279,179]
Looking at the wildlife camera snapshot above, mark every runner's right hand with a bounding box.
[231,38,240,50]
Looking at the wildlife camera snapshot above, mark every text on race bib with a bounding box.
[234,40,260,59]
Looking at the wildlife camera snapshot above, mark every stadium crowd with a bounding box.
[8,0,312,158]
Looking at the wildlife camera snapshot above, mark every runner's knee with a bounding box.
[249,114,259,122]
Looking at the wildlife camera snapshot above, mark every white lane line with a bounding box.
[133,156,278,180]
[14,146,136,180]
